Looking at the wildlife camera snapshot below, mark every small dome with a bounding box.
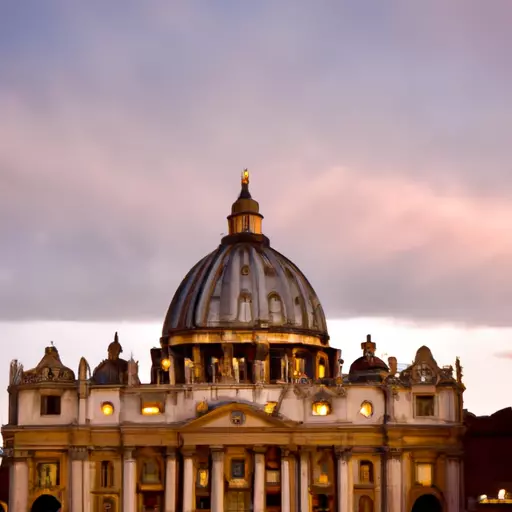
[162,241,328,339]
[349,356,389,374]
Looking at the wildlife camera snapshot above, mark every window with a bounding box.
[266,470,280,484]
[312,401,331,416]
[231,459,245,479]
[197,468,209,488]
[359,461,374,484]
[40,395,61,416]
[359,401,373,418]
[415,463,433,486]
[100,461,114,488]
[141,459,161,484]
[415,395,435,417]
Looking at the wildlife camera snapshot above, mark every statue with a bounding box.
[127,357,140,387]
[388,357,397,376]
[455,357,463,383]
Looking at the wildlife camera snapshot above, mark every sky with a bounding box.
[1,1,512,419]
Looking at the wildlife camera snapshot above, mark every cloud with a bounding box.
[0,1,511,326]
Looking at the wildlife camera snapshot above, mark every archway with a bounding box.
[30,494,61,512]
[411,494,442,512]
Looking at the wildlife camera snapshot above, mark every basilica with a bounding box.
[2,172,465,512]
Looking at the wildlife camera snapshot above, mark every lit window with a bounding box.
[161,358,171,371]
[101,402,114,416]
[359,461,374,483]
[359,401,373,418]
[312,401,331,416]
[197,468,209,488]
[415,463,433,486]
[264,402,278,414]
[318,362,326,379]
[498,489,507,500]
[142,403,163,415]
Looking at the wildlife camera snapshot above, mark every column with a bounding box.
[123,449,137,512]
[299,449,310,512]
[281,448,291,511]
[83,457,92,512]
[336,448,351,512]
[446,455,461,512]
[211,447,225,512]
[182,450,195,512]
[386,449,402,512]
[165,448,178,512]
[253,447,266,512]
[8,456,29,512]
[71,450,84,512]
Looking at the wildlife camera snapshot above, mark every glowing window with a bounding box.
[415,463,433,486]
[312,401,331,416]
[264,402,278,414]
[142,403,163,415]
[161,358,171,371]
[498,489,507,500]
[359,401,373,418]
[101,402,114,416]
[318,362,326,379]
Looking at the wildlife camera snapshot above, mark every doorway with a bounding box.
[30,495,61,512]
[411,494,442,512]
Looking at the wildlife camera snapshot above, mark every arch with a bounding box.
[30,494,61,512]
[358,495,374,512]
[411,494,442,512]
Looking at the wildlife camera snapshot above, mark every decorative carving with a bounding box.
[388,356,398,375]
[196,400,209,416]
[22,345,75,384]
[9,360,23,386]
[230,410,246,426]
[334,447,351,461]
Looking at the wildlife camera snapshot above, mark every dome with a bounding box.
[162,171,328,345]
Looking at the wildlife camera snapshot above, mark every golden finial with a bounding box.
[241,168,249,185]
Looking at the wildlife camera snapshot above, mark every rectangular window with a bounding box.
[415,463,433,486]
[231,459,245,479]
[415,395,435,417]
[40,395,61,416]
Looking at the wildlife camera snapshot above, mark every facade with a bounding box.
[2,172,465,512]
[464,408,512,510]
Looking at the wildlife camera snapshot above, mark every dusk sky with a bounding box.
[1,1,512,422]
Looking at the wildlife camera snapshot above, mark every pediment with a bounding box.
[181,402,295,430]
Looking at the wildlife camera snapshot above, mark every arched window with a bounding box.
[238,292,253,323]
[268,293,283,324]
[100,460,114,488]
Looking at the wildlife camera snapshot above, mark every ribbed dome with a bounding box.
[162,241,328,339]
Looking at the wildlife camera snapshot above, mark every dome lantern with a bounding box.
[227,169,264,236]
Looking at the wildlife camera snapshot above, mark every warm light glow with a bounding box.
[415,463,433,486]
[360,401,373,418]
[312,401,331,416]
[264,402,278,414]
[161,357,171,371]
[142,405,161,415]
[101,402,114,416]
[242,168,249,185]
[478,495,487,502]
[318,363,326,379]
[498,489,507,500]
